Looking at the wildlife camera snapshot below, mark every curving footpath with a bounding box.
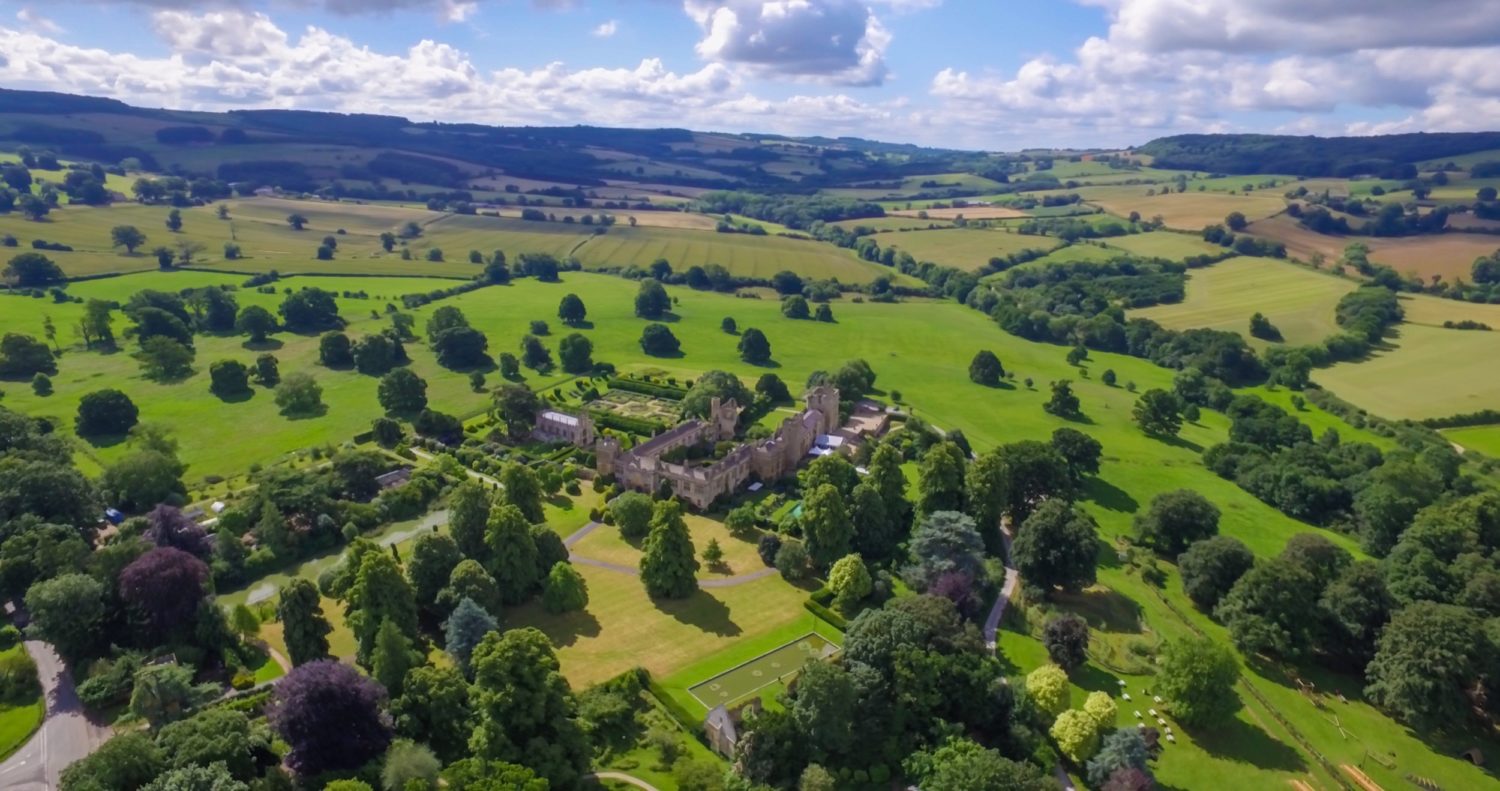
[982,526,1019,652]
[587,771,662,791]
[0,641,112,790]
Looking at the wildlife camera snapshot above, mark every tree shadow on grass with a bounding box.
[441,355,497,376]
[1054,587,1143,633]
[1072,661,1124,694]
[1060,412,1096,426]
[656,590,740,637]
[1081,476,1139,514]
[535,609,602,648]
[1155,433,1204,453]
[213,388,254,404]
[242,338,284,352]
[1189,713,1307,773]
[281,404,329,421]
[82,431,129,450]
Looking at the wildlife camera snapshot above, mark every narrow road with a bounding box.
[0,641,112,790]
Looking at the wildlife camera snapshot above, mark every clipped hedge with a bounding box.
[588,409,668,437]
[608,377,687,401]
[803,597,847,630]
[645,678,700,732]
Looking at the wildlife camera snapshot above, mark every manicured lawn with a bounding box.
[570,514,766,580]
[251,654,286,684]
[507,565,816,689]
[1132,256,1355,347]
[257,592,358,661]
[0,646,44,762]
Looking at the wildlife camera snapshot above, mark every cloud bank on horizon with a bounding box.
[3,0,1500,149]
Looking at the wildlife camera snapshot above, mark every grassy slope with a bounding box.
[878,228,1061,270]
[1133,257,1355,347]
[3,258,1491,785]
[569,225,897,284]
[0,272,476,481]
[1103,231,1224,260]
[1314,322,1500,419]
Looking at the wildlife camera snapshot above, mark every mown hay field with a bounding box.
[568,225,897,283]
[1133,257,1354,346]
[1076,186,1288,230]
[1314,323,1500,419]
[1103,231,1225,260]
[1247,215,1500,280]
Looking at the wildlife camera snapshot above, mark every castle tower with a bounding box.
[710,397,740,441]
[579,411,597,446]
[806,386,840,435]
[596,436,620,477]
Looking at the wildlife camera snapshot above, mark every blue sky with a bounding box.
[3,0,1500,150]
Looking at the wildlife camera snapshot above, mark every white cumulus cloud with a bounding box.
[685,0,894,86]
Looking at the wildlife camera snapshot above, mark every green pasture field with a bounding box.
[0,199,500,279]
[826,217,954,232]
[1103,231,1224,260]
[2,253,1494,785]
[1132,256,1355,347]
[1420,148,1500,169]
[878,228,1061,270]
[1024,204,1105,218]
[1314,322,1500,420]
[0,272,480,480]
[412,212,593,261]
[508,564,817,689]
[1045,185,1288,230]
[1397,291,1500,328]
[819,172,1008,201]
[566,224,899,284]
[1442,425,1500,457]
[994,241,1121,275]
[687,632,838,708]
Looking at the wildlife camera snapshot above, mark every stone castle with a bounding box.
[537,386,842,510]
